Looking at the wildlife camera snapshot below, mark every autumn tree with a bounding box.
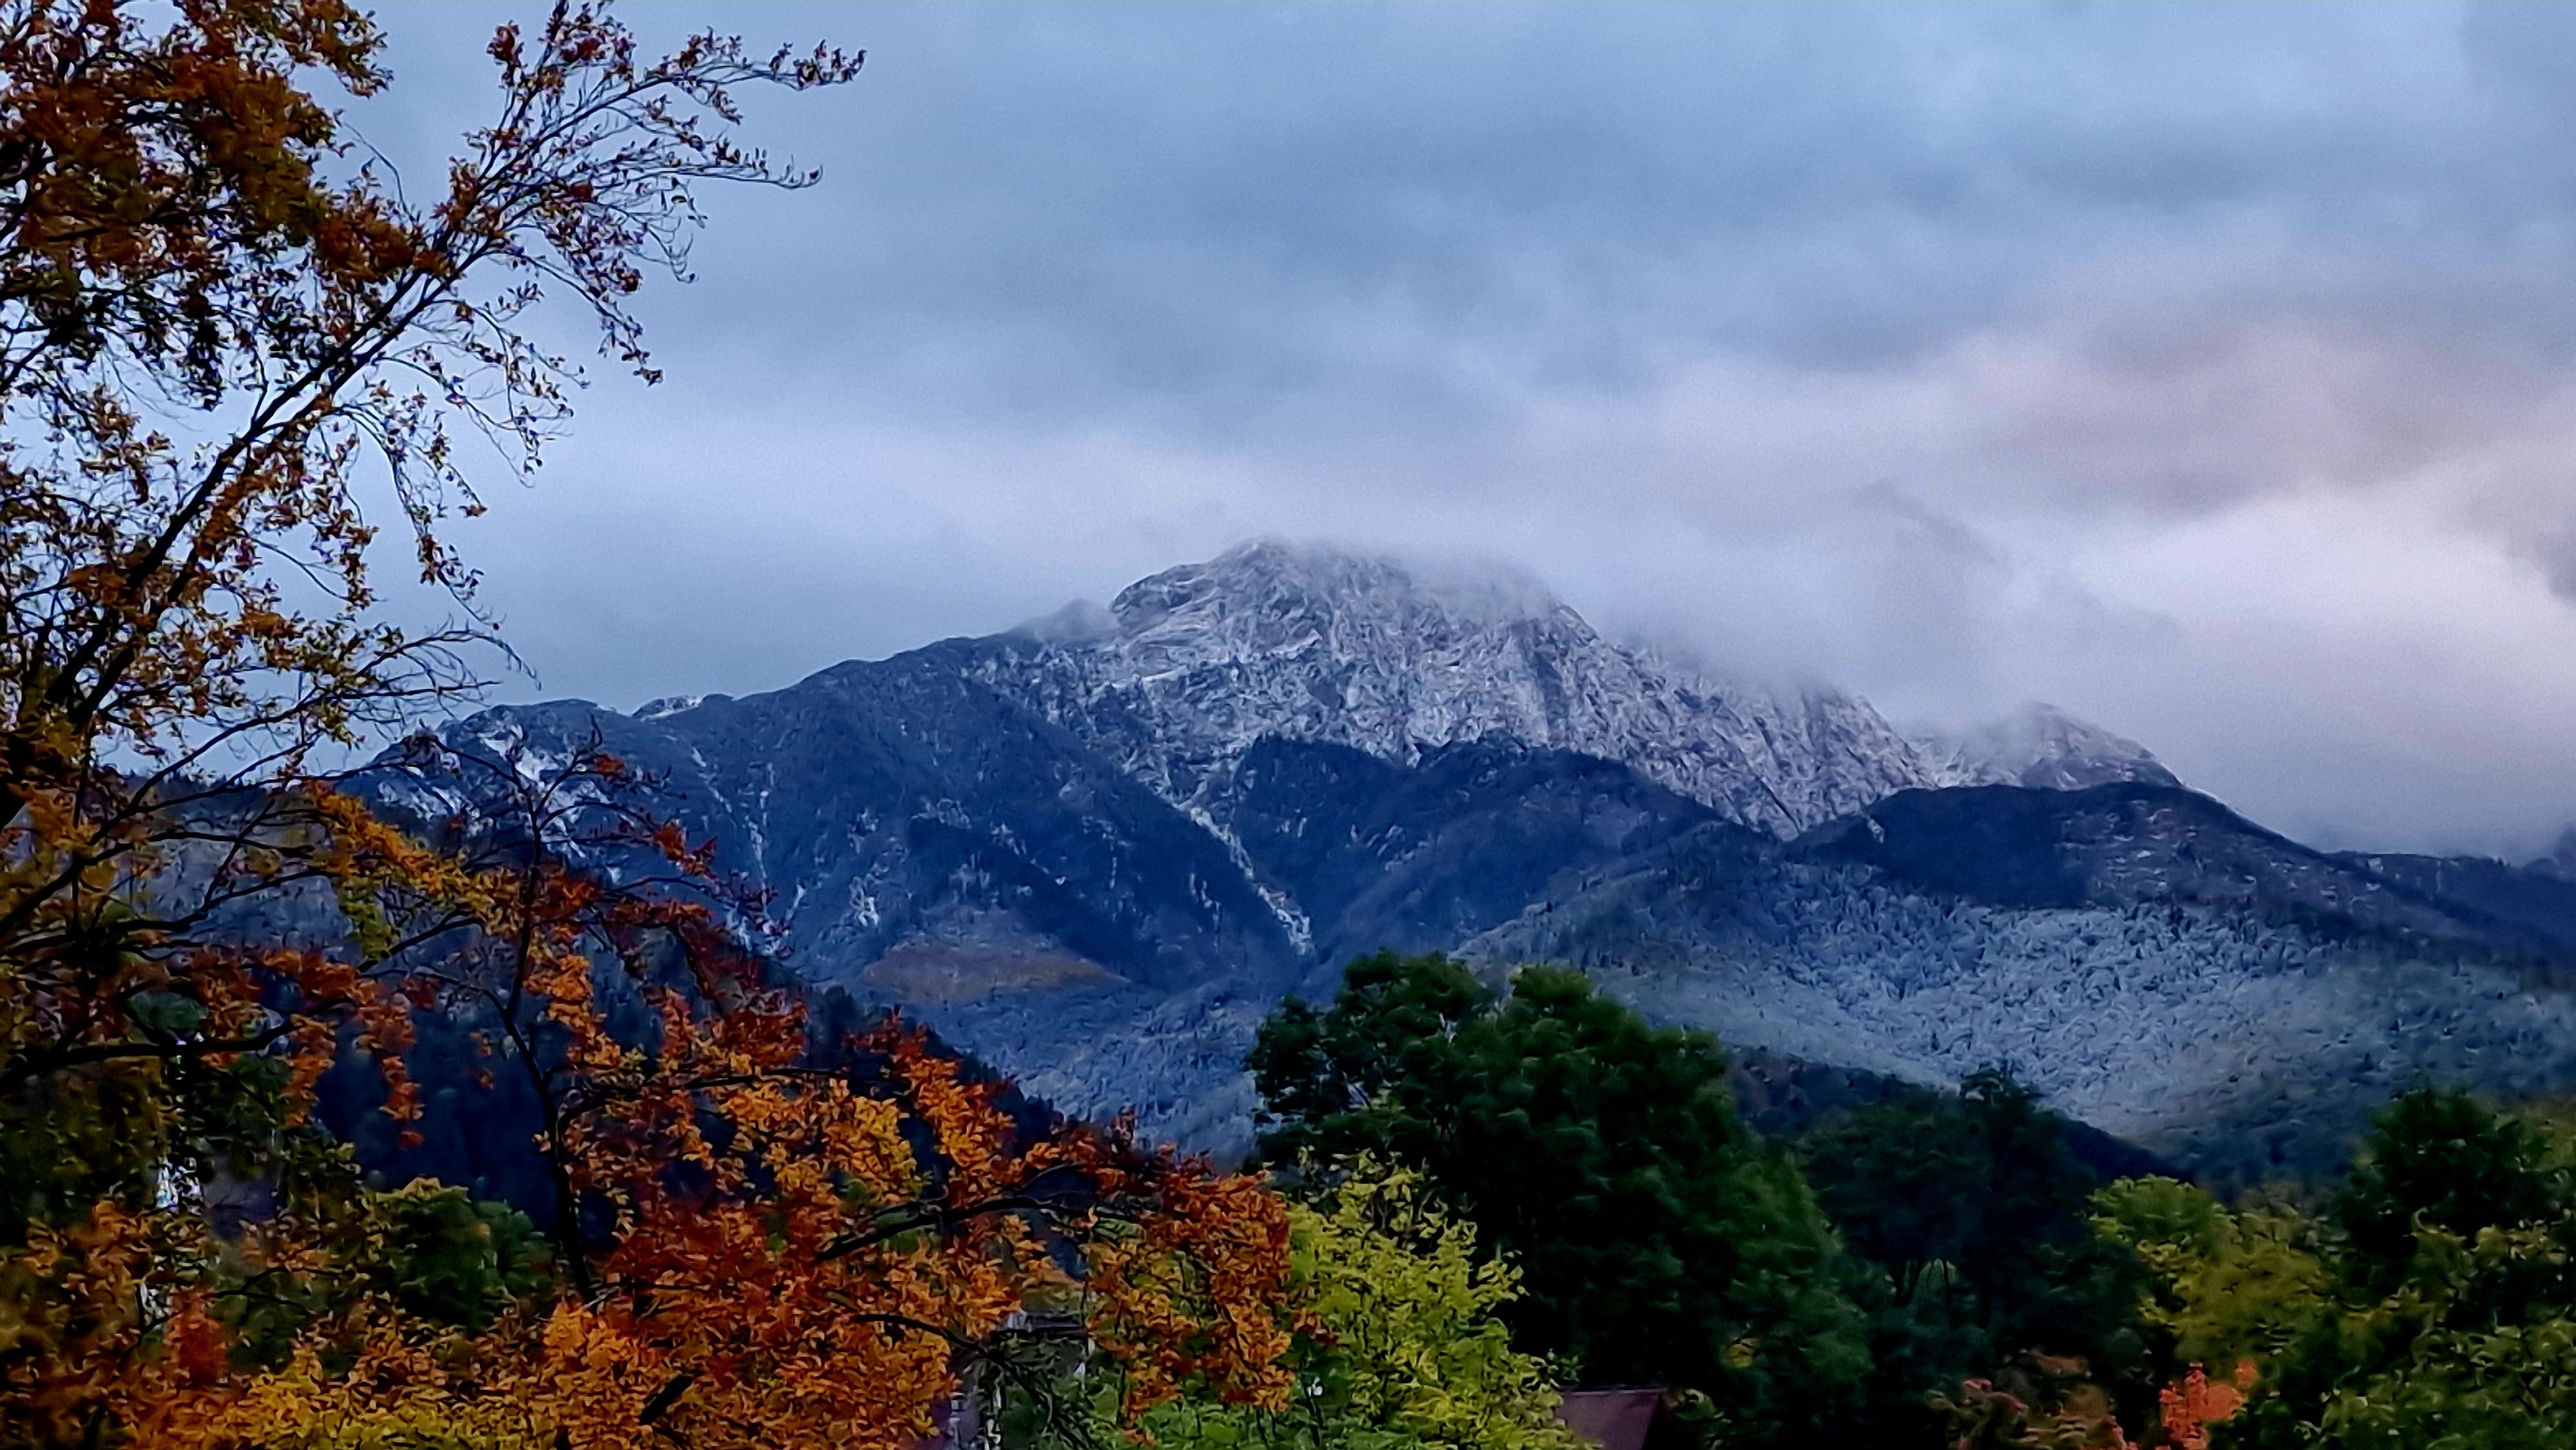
[0,0,863,1071]
[2094,1090,2576,1449]
[0,5,1311,1445]
[5,719,1303,1448]
[0,0,851,1094]
[1003,1160,1577,1450]
[0,2,866,1435]
[1926,1357,2139,1450]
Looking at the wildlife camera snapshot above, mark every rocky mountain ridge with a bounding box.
[1916,702,2180,792]
[911,541,2170,837]
[371,542,2576,1171]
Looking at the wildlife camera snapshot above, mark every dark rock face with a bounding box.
[1211,736,1721,972]
[415,655,1307,1000]
[374,545,2576,1174]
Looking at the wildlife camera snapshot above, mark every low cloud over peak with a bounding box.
[372,1,2576,859]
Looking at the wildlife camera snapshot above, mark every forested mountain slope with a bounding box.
[1475,786,2576,1183]
[375,545,2576,1172]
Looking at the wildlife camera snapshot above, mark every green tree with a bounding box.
[355,1182,551,1335]
[2092,1175,2329,1379]
[1801,1071,2158,1437]
[2101,1090,2576,1450]
[1248,953,1869,1444]
[1086,1162,1582,1450]
[2333,1086,2557,1295]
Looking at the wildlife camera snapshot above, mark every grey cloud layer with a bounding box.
[368,3,2576,856]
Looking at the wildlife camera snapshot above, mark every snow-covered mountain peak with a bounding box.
[956,543,2190,837]
[634,694,711,721]
[957,541,1955,836]
[1107,539,1577,646]
[1920,701,2180,791]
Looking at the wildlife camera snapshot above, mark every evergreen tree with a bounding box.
[1249,953,1869,1444]
[1800,1070,2157,1440]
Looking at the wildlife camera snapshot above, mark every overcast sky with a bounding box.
[357,2,2576,858]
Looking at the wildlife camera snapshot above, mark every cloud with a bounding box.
[356,1,2576,856]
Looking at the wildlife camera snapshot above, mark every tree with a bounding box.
[5,737,1302,1449]
[1248,952,1869,1445]
[0,0,862,1205]
[2098,1091,2576,1450]
[2333,1086,2557,1295]
[0,10,1307,1445]
[1071,1162,1584,1450]
[1925,1356,2137,1450]
[2090,1176,2327,1380]
[1800,1071,2158,1440]
[1,6,860,1436]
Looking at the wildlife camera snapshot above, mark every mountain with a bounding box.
[372,542,2576,1174]
[2328,847,2576,983]
[1918,702,2181,791]
[1474,783,2576,1185]
[1802,784,2512,941]
[919,540,1955,839]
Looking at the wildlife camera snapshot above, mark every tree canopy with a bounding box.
[1071,1162,1583,1450]
[1800,1070,2158,1440]
[1249,952,1870,1442]
[0,7,1303,1447]
[2100,1088,2576,1450]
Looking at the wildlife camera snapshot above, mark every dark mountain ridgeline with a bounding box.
[371,544,2576,1178]
[1803,784,2576,966]
[1727,1044,2180,1185]
[2333,847,2576,977]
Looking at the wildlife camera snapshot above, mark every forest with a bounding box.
[5,3,2573,1448]
[1231,952,2576,1450]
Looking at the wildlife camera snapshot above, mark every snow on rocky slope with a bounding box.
[929,540,1980,838]
[1918,702,2181,791]
[384,541,2510,1167]
[1472,784,2576,1184]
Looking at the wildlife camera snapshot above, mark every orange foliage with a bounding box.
[17,739,1300,1450]
[2157,1361,2254,1450]
[118,1014,1298,1450]
[0,7,1287,1445]
[1936,1354,2256,1450]
[3,0,861,1185]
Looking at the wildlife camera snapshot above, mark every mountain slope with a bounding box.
[925,540,1955,838]
[1209,735,1721,968]
[1472,786,2576,1183]
[375,542,2576,1172]
[1803,784,2525,947]
[388,654,1307,1001]
[2333,849,2576,973]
